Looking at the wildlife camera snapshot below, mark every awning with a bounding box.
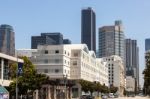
[0,86,8,94]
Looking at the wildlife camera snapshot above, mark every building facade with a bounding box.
[16,49,37,57]
[125,39,139,92]
[145,38,150,51]
[0,24,15,56]
[81,7,96,52]
[30,44,108,86]
[98,20,125,61]
[126,76,135,92]
[31,33,63,49]
[0,53,23,86]
[102,55,125,96]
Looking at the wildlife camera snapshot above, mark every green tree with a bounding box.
[79,79,90,93]
[109,85,118,93]
[101,84,109,93]
[143,52,150,95]
[94,82,102,96]
[88,82,95,96]
[8,56,49,97]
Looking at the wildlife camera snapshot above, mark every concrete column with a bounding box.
[48,86,51,99]
[68,87,72,99]
[54,86,56,99]
[1,59,4,82]
[35,90,38,99]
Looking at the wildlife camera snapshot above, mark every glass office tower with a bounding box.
[81,7,96,52]
[0,24,15,56]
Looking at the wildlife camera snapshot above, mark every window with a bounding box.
[44,59,48,63]
[45,50,48,54]
[55,69,59,73]
[73,61,77,65]
[68,53,69,56]
[55,59,59,63]
[112,67,114,69]
[55,50,59,53]
[74,52,78,57]
[44,69,48,73]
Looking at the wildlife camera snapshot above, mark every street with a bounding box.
[112,96,150,99]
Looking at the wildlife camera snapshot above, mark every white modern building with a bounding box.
[126,76,135,92]
[96,59,108,86]
[30,44,108,86]
[0,53,23,86]
[102,55,125,96]
[16,49,37,57]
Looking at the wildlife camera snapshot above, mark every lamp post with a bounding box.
[63,74,67,99]
[16,54,18,99]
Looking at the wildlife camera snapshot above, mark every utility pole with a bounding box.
[63,74,67,99]
[16,55,18,99]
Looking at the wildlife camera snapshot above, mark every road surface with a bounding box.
[111,96,149,99]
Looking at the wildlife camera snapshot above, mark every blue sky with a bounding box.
[0,0,149,86]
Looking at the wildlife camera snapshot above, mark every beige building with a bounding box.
[30,44,108,85]
[102,55,125,96]
[19,44,109,99]
[126,76,135,92]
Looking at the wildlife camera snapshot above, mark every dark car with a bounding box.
[80,95,94,99]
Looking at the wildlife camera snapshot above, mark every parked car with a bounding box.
[114,93,119,98]
[101,95,108,99]
[109,93,114,98]
[80,95,94,99]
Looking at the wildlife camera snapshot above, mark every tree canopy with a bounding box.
[8,56,49,95]
[79,80,111,95]
[143,52,150,95]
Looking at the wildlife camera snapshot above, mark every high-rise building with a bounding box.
[31,33,63,49]
[81,7,96,52]
[98,20,125,61]
[0,24,15,56]
[145,38,150,51]
[125,39,139,92]
[102,55,125,96]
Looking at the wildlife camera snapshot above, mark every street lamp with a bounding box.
[63,74,68,99]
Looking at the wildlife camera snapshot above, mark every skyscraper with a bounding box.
[125,39,139,92]
[31,33,63,49]
[98,20,125,61]
[145,38,150,51]
[0,24,15,56]
[81,7,96,52]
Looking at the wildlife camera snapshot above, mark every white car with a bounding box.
[102,95,108,99]
[109,93,114,98]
